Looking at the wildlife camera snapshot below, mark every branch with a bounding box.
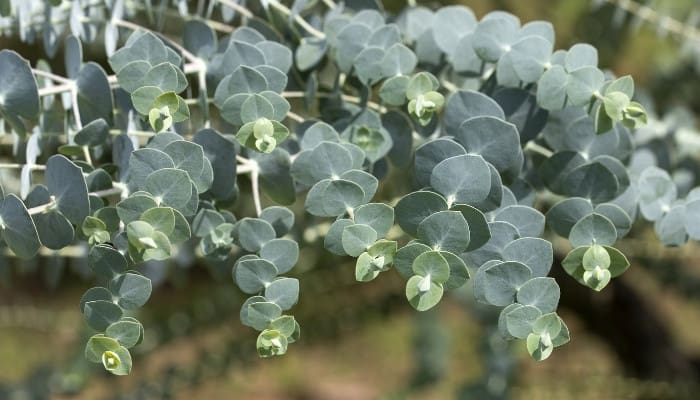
[250,166,262,217]
[282,91,387,113]
[237,163,257,174]
[602,0,700,43]
[321,0,337,9]
[236,156,262,215]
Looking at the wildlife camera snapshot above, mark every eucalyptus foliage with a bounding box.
[2,0,693,376]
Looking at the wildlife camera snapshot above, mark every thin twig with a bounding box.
[37,83,73,97]
[216,0,254,19]
[206,19,235,33]
[0,163,46,170]
[441,80,459,93]
[287,111,305,123]
[266,0,326,39]
[32,68,72,85]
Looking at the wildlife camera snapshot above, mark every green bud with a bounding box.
[408,91,444,126]
[622,101,647,129]
[603,91,630,121]
[148,105,173,133]
[352,126,373,147]
[414,94,435,117]
[138,236,158,249]
[582,265,611,291]
[369,255,385,270]
[417,274,432,292]
[89,230,111,245]
[256,329,288,357]
[255,135,277,153]
[582,244,610,271]
[102,350,121,371]
[253,117,274,139]
[540,332,553,348]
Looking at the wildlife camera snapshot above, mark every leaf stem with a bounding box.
[27,197,56,215]
[91,185,125,198]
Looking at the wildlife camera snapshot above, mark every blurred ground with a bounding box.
[2,251,700,399]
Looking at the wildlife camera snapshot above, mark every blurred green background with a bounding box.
[3,0,700,399]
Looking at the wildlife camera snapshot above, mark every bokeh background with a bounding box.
[2,0,700,399]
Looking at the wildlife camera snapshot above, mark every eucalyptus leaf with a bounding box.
[394,190,448,236]
[84,300,123,331]
[517,277,560,313]
[46,155,90,225]
[0,50,40,127]
[341,224,378,257]
[416,210,470,253]
[0,194,41,258]
[502,237,553,278]
[406,275,444,311]
[265,278,299,310]
[235,257,278,294]
[237,218,276,252]
[430,154,492,206]
[569,213,617,247]
[305,179,365,217]
[478,261,532,306]
[353,203,394,237]
[110,272,152,310]
[260,238,299,274]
